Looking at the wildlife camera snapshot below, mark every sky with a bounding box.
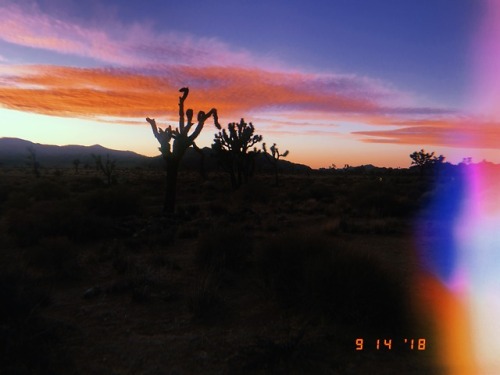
[0,0,499,168]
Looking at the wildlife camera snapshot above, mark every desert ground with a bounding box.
[0,164,448,374]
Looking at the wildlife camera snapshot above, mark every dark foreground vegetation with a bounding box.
[0,162,465,374]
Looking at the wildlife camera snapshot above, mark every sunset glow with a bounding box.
[1,0,499,168]
[2,1,500,373]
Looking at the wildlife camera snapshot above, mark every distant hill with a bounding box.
[0,137,312,173]
[0,138,149,168]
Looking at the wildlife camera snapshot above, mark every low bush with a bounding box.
[25,236,81,281]
[30,179,69,201]
[188,270,224,323]
[83,185,141,217]
[195,224,253,278]
[6,199,115,245]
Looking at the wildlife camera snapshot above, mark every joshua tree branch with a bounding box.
[178,87,189,132]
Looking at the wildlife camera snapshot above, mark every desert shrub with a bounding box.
[348,180,409,217]
[259,230,410,334]
[195,225,253,277]
[83,185,141,217]
[68,176,104,192]
[6,200,114,245]
[4,191,32,211]
[0,182,12,210]
[30,179,69,201]
[188,270,224,322]
[232,180,270,204]
[307,181,334,202]
[25,236,81,281]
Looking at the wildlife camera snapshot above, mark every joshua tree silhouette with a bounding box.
[26,146,40,178]
[92,153,116,185]
[409,149,445,176]
[263,142,289,186]
[212,118,262,190]
[146,87,221,214]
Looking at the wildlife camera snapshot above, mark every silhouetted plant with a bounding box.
[84,185,141,217]
[409,149,445,176]
[26,146,41,178]
[72,158,80,174]
[263,142,289,186]
[146,87,221,214]
[212,118,262,190]
[192,142,208,180]
[460,157,472,165]
[92,153,116,185]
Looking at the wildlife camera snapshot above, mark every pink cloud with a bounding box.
[0,1,256,68]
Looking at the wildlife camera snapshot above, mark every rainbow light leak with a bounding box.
[415,1,500,373]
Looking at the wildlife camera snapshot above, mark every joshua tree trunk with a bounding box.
[164,160,179,214]
[192,143,207,181]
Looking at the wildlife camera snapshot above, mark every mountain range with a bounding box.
[0,137,312,173]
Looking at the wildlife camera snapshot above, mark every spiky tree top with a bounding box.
[410,149,445,167]
[146,87,221,162]
[213,118,262,154]
[263,142,289,161]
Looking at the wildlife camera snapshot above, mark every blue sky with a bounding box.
[0,0,498,167]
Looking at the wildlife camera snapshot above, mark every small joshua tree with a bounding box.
[263,142,289,186]
[73,158,80,174]
[26,146,41,178]
[146,87,221,214]
[92,153,116,185]
[410,149,445,176]
[212,118,262,190]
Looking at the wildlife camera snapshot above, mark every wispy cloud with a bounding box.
[354,117,500,149]
[0,1,254,68]
[0,64,429,121]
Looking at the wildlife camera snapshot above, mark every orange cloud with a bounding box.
[354,118,500,149]
[0,64,403,121]
[2,64,476,152]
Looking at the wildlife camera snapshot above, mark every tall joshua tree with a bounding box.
[263,142,289,186]
[212,118,262,190]
[146,87,221,214]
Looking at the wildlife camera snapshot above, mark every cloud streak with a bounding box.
[0,1,255,68]
[354,118,500,149]
[0,64,427,120]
